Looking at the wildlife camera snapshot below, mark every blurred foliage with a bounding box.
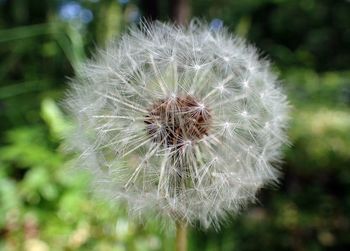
[0,0,349,250]
[191,0,350,72]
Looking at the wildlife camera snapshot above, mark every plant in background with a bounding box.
[64,20,289,251]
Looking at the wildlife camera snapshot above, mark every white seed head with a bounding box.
[64,20,289,229]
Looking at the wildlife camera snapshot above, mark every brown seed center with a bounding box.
[144,95,211,147]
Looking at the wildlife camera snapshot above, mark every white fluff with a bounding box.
[64,20,289,229]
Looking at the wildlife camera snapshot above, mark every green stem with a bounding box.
[175,220,188,251]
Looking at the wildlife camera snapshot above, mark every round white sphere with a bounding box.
[65,20,289,228]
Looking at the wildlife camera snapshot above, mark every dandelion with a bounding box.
[64,20,289,246]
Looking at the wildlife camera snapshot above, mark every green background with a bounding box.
[1,0,350,250]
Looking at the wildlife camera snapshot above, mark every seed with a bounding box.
[144,95,211,147]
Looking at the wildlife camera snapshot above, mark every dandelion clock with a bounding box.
[64,20,289,250]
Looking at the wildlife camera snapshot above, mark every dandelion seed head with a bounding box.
[65,20,289,229]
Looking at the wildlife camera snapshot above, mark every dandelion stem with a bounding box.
[175,220,188,251]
